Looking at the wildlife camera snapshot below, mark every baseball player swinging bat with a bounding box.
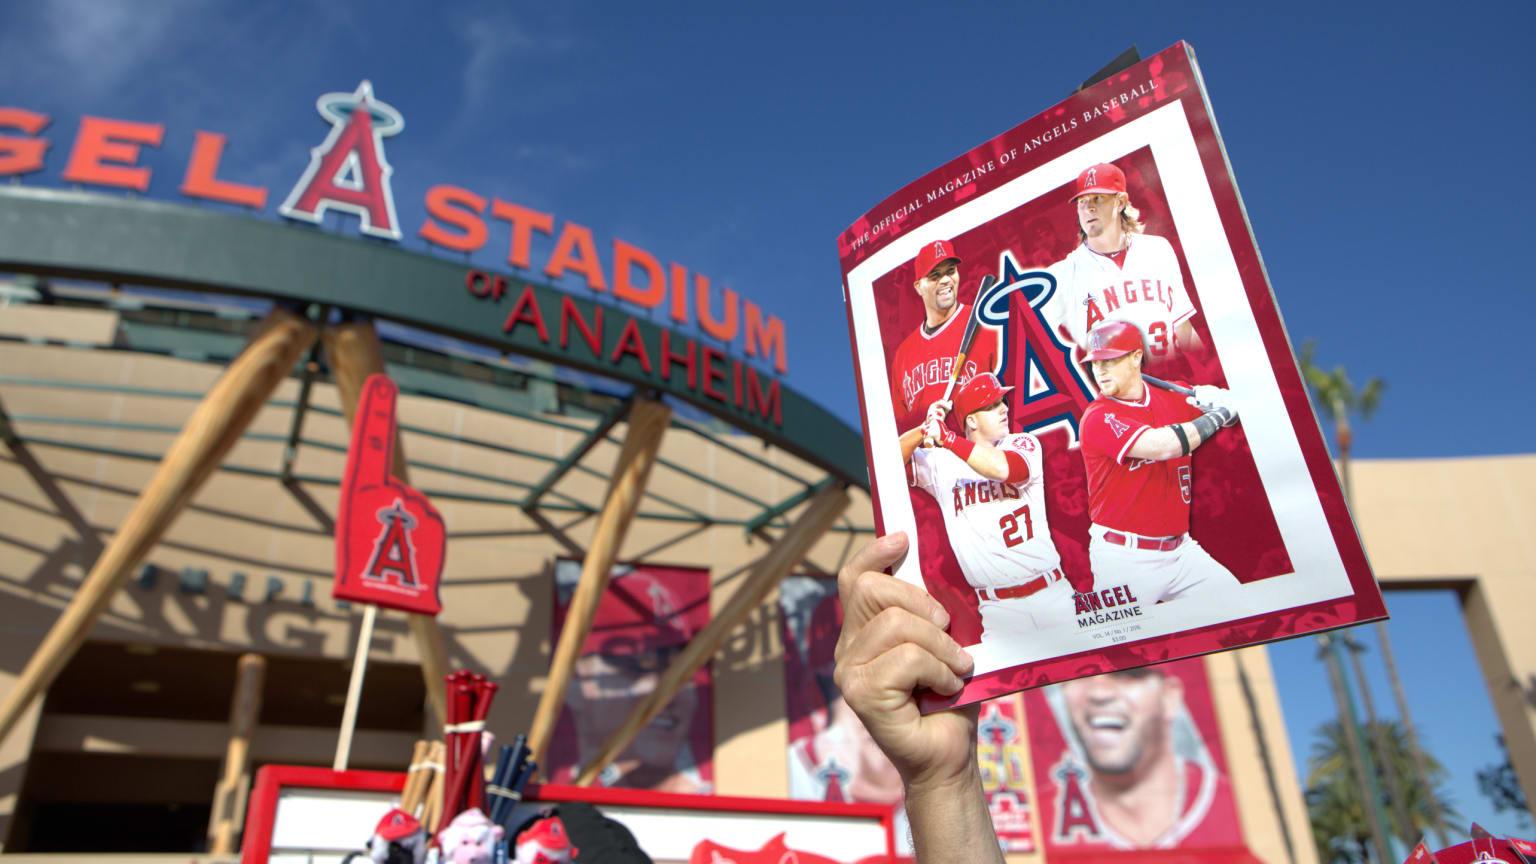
[922,274,998,447]
[1144,373,1239,426]
[1142,374,1192,396]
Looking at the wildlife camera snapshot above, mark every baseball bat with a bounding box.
[1142,374,1194,397]
[922,274,997,446]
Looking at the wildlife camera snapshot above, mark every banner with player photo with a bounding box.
[1025,657,1244,853]
[548,560,714,793]
[836,41,1384,709]
[781,575,1035,855]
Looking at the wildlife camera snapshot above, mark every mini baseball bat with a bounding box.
[1142,374,1194,396]
[923,275,997,446]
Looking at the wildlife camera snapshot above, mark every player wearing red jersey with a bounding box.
[1042,667,1239,849]
[901,373,1070,637]
[888,239,1001,433]
[1041,162,1203,372]
[1078,321,1239,603]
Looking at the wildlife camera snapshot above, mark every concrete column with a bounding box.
[1463,574,1536,824]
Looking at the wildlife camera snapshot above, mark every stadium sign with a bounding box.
[0,80,786,374]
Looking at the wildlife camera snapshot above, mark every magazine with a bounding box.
[836,42,1385,709]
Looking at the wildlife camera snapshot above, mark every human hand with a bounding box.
[834,533,978,793]
[925,399,951,426]
[920,400,952,448]
[922,416,955,448]
[1187,385,1238,425]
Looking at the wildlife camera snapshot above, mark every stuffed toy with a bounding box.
[511,815,578,864]
[342,808,428,864]
[436,807,505,864]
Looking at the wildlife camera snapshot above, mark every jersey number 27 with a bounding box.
[999,505,1034,547]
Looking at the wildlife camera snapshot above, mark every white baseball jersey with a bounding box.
[1087,526,1239,606]
[1042,234,1197,360]
[910,432,1061,589]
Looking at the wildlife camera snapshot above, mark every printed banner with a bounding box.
[781,575,1034,855]
[548,560,714,793]
[1026,657,1243,852]
[836,41,1385,707]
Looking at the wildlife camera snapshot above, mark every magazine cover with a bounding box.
[549,560,714,793]
[836,42,1384,709]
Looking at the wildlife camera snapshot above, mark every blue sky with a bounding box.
[3,0,1530,844]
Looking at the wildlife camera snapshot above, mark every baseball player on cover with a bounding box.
[1078,321,1240,603]
[888,239,1001,432]
[1041,162,1203,369]
[902,372,1071,636]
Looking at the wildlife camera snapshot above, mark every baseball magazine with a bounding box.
[836,42,1386,710]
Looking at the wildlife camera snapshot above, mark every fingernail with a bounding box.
[882,532,908,551]
[929,603,950,629]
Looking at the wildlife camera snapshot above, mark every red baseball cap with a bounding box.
[1071,163,1127,201]
[374,809,423,842]
[954,372,1012,418]
[912,239,961,280]
[580,567,704,656]
[1083,320,1144,361]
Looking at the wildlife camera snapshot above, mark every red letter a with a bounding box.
[280,80,404,239]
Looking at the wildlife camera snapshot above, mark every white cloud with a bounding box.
[12,0,216,98]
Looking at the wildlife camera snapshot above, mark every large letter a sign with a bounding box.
[334,374,445,615]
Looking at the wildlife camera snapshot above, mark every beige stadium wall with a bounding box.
[0,307,1377,863]
[1349,455,1536,827]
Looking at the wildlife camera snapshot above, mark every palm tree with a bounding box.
[1306,718,1460,863]
[1318,633,1393,862]
[1343,634,1414,847]
[1297,342,1448,846]
[1296,340,1385,503]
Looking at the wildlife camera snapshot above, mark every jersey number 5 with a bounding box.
[999,504,1034,547]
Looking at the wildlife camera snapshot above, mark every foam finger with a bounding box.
[348,373,399,490]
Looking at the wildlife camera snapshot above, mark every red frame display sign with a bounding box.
[240,764,897,863]
[836,42,1384,708]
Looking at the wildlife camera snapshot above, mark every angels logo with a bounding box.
[1103,413,1130,438]
[648,580,677,619]
[812,758,850,802]
[977,252,1096,445]
[280,79,404,240]
[1084,167,1098,188]
[1051,756,1100,843]
[362,499,421,588]
[978,703,1018,745]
